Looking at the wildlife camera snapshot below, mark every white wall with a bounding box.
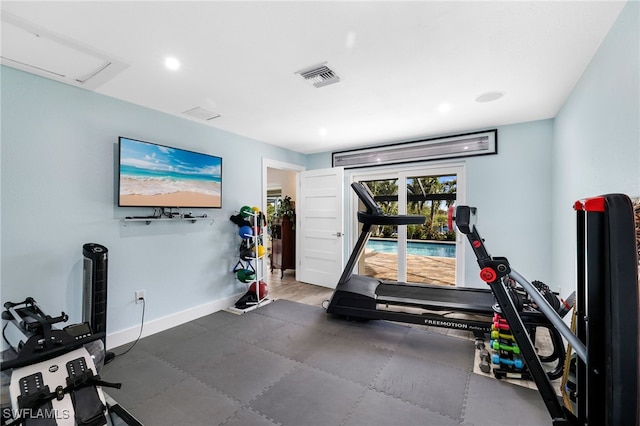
[1,66,306,348]
[552,0,639,295]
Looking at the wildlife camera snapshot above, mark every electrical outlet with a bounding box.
[135,290,145,304]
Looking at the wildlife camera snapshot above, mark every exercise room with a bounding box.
[1,1,638,425]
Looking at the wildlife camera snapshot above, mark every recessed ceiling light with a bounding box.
[319,128,328,137]
[345,31,357,49]
[438,103,452,113]
[165,57,180,70]
[475,91,505,103]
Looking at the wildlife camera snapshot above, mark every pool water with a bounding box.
[366,239,456,258]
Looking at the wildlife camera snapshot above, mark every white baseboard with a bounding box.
[106,293,244,350]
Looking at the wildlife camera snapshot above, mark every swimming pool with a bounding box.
[366,239,456,258]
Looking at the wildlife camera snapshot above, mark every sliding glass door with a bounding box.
[355,164,463,286]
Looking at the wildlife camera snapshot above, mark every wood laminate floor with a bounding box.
[266,269,334,308]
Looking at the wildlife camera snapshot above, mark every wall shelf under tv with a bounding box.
[121,216,214,226]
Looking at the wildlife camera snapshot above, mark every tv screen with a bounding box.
[118,137,222,208]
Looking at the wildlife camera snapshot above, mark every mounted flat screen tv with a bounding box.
[118,136,222,208]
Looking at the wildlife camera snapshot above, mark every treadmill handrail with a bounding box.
[358,211,425,226]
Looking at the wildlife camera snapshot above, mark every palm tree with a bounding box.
[442,177,457,208]
[364,177,457,239]
[407,176,443,234]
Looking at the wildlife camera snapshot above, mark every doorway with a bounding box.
[262,160,340,306]
[263,160,303,281]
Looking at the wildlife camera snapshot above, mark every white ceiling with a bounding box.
[1,1,627,154]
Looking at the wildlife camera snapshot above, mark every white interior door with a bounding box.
[297,167,344,288]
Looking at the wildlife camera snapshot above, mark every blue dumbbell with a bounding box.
[492,354,524,369]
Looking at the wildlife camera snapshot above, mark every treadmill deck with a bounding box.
[375,282,496,314]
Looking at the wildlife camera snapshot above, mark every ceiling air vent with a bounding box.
[296,62,340,88]
[332,130,497,169]
[183,107,221,121]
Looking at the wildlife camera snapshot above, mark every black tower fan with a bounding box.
[83,243,115,364]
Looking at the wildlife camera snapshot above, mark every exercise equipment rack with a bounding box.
[229,207,272,313]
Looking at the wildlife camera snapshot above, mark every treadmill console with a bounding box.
[351,182,383,215]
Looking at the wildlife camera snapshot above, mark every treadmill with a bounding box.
[327,182,639,425]
[326,182,565,372]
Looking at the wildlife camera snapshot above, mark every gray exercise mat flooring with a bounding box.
[102,299,549,425]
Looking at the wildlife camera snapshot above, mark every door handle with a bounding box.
[332,232,342,237]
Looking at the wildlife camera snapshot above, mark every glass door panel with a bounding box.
[404,174,457,285]
[358,179,399,282]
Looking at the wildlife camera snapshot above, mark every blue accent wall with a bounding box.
[0,66,306,344]
[552,0,639,294]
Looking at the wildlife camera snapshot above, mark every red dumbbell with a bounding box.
[493,313,508,323]
[492,321,511,331]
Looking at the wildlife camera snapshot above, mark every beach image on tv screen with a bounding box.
[119,138,222,208]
